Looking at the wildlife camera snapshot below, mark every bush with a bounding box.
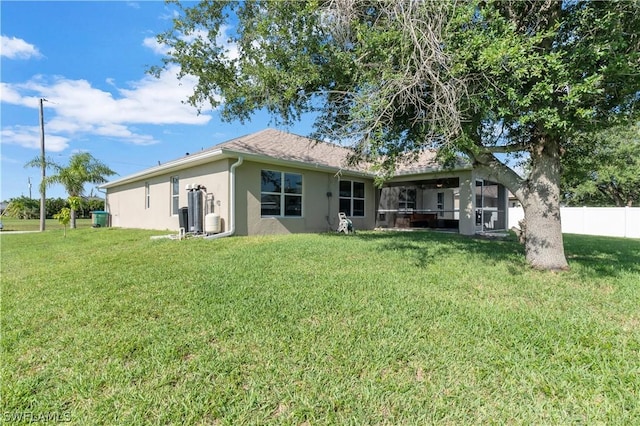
[45,198,67,218]
[3,196,40,219]
[2,196,105,219]
[85,198,105,215]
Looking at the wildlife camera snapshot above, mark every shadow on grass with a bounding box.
[563,233,640,278]
[327,230,527,274]
[328,230,640,279]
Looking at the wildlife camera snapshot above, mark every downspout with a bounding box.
[205,156,243,240]
[96,187,107,206]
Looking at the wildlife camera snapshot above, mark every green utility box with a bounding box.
[92,211,109,228]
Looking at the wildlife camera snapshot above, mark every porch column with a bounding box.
[458,171,475,235]
[498,184,508,230]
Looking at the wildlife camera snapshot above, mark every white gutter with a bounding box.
[205,156,244,240]
[221,150,372,178]
[100,149,225,189]
[95,187,109,216]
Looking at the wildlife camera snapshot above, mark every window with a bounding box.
[171,176,179,215]
[437,192,444,217]
[145,182,150,209]
[399,187,417,212]
[339,180,365,217]
[261,170,302,217]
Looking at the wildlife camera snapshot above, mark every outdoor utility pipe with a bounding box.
[96,187,107,207]
[205,156,243,240]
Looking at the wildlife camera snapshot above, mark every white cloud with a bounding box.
[159,8,180,21]
[143,37,170,55]
[94,124,156,145]
[217,25,239,62]
[1,126,70,152]
[1,35,42,59]
[143,25,238,62]
[0,65,212,151]
[0,83,24,104]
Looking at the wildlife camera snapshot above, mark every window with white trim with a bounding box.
[261,170,303,217]
[171,176,179,215]
[339,180,365,217]
[437,191,444,217]
[145,182,150,209]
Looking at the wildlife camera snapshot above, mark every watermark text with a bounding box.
[2,411,71,423]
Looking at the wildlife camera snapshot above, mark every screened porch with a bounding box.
[375,177,508,233]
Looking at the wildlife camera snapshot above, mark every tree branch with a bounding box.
[480,142,530,154]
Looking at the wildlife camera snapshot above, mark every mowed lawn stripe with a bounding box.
[2,229,639,424]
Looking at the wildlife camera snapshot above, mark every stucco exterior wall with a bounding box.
[178,160,231,231]
[106,160,231,231]
[233,160,376,235]
[105,157,377,234]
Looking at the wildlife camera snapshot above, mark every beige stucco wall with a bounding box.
[105,157,508,236]
[233,159,376,235]
[105,157,377,234]
[106,160,231,231]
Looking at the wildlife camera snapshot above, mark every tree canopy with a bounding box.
[562,123,640,207]
[155,0,640,269]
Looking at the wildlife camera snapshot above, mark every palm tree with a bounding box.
[26,153,116,228]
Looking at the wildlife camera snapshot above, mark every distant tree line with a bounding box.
[561,124,640,207]
[1,196,105,220]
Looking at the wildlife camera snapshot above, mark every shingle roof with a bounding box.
[213,128,457,175]
[216,128,368,172]
[102,128,464,189]
[394,150,441,175]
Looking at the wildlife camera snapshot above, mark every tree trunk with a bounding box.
[465,132,569,271]
[70,208,77,229]
[521,136,569,270]
[521,193,568,270]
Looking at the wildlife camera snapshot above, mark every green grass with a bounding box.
[2,229,639,424]
[0,217,93,232]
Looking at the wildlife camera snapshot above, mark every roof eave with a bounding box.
[100,149,227,189]
[391,163,473,178]
[219,149,374,178]
[100,145,464,190]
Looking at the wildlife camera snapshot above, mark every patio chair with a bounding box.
[337,212,354,234]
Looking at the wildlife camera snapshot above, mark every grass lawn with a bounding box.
[1,228,639,424]
[0,217,93,232]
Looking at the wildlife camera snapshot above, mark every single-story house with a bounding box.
[100,128,508,236]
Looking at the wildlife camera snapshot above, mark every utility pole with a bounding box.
[39,98,47,232]
[28,177,32,199]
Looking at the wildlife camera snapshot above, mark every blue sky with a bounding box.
[1,1,313,201]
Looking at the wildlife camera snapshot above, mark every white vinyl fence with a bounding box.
[508,207,640,239]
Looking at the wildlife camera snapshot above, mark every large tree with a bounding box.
[26,152,116,229]
[154,0,640,270]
